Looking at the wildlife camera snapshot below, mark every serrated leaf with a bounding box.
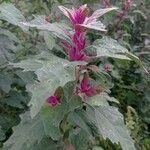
[22,15,72,44]
[0,3,28,31]
[87,36,148,73]
[3,112,45,150]
[11,53,76,118]
[87,106,136,150]
[87,36,130,60]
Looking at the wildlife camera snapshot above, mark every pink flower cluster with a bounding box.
[47,96,60,107]
[47,4,117,107]
[77,73,99,100]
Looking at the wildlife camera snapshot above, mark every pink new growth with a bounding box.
[78,74,98,97]
[47,96,60,107]
[59,5,117,61]
[118,0,132,22]
[59,5,117,32]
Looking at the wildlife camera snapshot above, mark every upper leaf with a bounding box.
[22,15,72,44]
[0,3,28,31]
[87,36,148,73]
[87,36,130,60]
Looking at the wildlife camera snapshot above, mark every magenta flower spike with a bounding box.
[59,5,117,61]
[59,5,117,31]
[63,31,87,61]
[47,96,60,107]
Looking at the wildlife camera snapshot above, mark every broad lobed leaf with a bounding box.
[86,106,136,150]
[11,53,79,117]
[3,112,45,150]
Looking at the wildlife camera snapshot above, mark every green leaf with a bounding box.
[40,82,82,140]
[42,31,56,50]
[69,128,90,150]
[126,52,149,74]
[3,112,45,150]
[22,15,72,44]
[92,146,104,150]
[87,36,130,60]
[88,36,148,73]
[88,92,119,107]
[68,111,94,138]
[11,53,76,118]
[28,138,63,150]
[93,71,114,90]
[0,126,6,141]
[0,3,28,31]
[40,106,63,140]
[0,29,20,43]
[2,90,28,108]
[0,34,17,66]
[0,114,19,134]
[87,106,136,150]
[0,74,13,93]
[90,92,119,105]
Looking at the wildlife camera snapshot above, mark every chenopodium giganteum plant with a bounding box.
[2,3,148,150]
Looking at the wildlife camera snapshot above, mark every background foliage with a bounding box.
[0,0,149,149]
